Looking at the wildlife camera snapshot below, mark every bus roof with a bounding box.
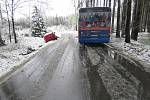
[79,7,111,13]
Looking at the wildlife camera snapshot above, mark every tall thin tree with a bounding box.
[96,0,99,6]
[11,0,17,43]
[86,0,90,7]
[109,0,111,7]
[112,0,116,32]
[131,0,141,41]
[0,4,5,46]
[5,0,11,43]
[147,0,150,32]
[116,0,121,38]
[121,0,127,37]
[125,0,132,43]
[103,0,106,7]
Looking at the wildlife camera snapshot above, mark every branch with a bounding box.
[13,0,29,11]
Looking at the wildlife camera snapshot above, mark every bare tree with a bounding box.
[96,0,99,6]
[11,0,17,43]
[103,0,106,7]
[0,4,5,46]
[116,0,121,38]
[5,0,11,43]
[1,0,29,43]
[148,0,150,32]
[121,0,127,37]
[131,0,140,41]
[112,0,116,32]
[86,0,90,7]
[109,0,111,7]
[93,0,95,7]
[125,0,132,43]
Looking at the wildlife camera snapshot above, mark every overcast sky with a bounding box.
[50,0,74,16]
[15,0,74,19]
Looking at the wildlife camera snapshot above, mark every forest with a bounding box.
[74,0,150,43]
[0,0,150,46]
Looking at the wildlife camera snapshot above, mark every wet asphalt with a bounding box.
[0,33,150,100]
[0,34,92,100]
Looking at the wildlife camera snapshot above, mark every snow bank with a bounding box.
[109,34,150,64]
[87,47,139,100]
[0,25,72,78]
[0,36,45,78]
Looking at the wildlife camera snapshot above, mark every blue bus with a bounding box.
[78,7,111,44]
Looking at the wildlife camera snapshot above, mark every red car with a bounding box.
[44,32,58,43]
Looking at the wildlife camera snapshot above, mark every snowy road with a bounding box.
[0,32,150,100]
[0,33,91,100]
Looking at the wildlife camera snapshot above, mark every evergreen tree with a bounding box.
[31,6,46,37]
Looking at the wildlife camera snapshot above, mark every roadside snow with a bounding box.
[0,36,46,77]
[87,47,140,100]
[109,33,150,64]
[47,25,74,38]
[0,26,73,78]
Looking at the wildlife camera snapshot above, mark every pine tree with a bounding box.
[31,6,46,37]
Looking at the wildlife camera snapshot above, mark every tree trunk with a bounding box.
[144,7,148,32]
[0,4,4,46]
[93,0,95,7]
[90,0,93,7]
[5,0,11,43]
[112,0,116,32]
[147,0,150,32]
[125,0,132,43]
[104,0,106,7]
[12,0,17,43]
[148,11,150,32]
[121,0,127,37]
[143,0,147,32]
[131,0,142,41]
[131,0,138,40]
[109,0,111,7]
[0,33,4,46]
[86,0,89,7]
[116,0,121,38]
[96,0,98,6]
[106,0,108,7]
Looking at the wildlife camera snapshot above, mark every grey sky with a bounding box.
[15,0,74,19]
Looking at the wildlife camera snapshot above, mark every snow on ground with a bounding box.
[0,25,74,78]
[47,25,74,38]
[87,47,140,100]
[109,32,150,64]
[0,37,45,77]
[0,28,59,78]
